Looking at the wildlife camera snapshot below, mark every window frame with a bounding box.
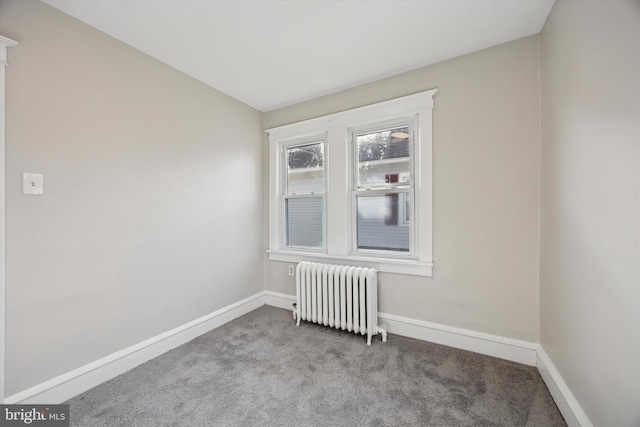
[266,89,436,277]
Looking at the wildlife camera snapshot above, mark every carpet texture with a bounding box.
[67,306,566,426]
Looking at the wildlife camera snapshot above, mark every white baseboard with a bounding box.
[263,291,537,366]
[377,312,538,366]
[6,289,593,427]
[265,291,596,426]
[4,292,265,404]
[264,291,296,311]
[536,347,594,427]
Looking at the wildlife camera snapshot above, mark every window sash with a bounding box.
[280,136,327,251]
[283,194,325,250]
[351,120,416,257]
[351,120,415,192]
[351,188,416,257]
[284,140,325,196]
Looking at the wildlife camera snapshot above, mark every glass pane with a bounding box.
[356,193,409,252]
[286,197,323,248]
[356,126,410,188]
[287,142,324,194]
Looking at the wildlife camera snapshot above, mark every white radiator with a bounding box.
[294,261,387,345]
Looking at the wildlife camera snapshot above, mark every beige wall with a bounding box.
[8,2,636,422]
[540,1,640,426]
[265,35,542,342]
[0,0,264,395]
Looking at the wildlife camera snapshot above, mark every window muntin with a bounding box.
[283,140,325,250]
[352,123,415,256]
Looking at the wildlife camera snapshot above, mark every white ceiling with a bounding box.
[44,0,554,112]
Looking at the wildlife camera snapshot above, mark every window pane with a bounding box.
[356,193,409,252]
[287,142,324,194]
[286,197,323,248]
[356,126,410,188]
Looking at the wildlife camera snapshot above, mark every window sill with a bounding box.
[267,249,433,277]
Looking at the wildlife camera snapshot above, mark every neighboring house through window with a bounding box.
[267,89,436,276]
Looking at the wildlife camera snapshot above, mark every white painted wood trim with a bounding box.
[264,291,296,311]
[4,292,265,404]
[0,34,19,405]
[0,37,18,62]
[265,291,595,425]
[4,288,596,427]
[265,89,437,138]
[267,250,433,276]
[266,90,436,277]
[536,347,594,427]
[263,291,537,365]
[377,312,538,366]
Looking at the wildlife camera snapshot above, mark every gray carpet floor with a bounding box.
[66,306,566,426]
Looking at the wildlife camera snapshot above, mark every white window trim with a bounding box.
[266,89,437,277]
[0,34,18,405]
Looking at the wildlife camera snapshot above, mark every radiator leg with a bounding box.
[378,326,387,343]
[293,303,300,326]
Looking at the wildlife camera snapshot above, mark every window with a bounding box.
[283,140,325,249]
[352,123,414,254]
[267,89,436,276]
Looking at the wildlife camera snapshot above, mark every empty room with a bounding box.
[0,0,638,426]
